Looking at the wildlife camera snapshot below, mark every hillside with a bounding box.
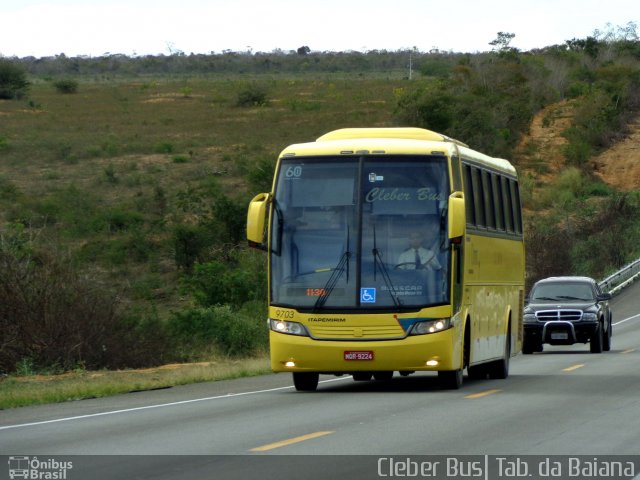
[516,100,640,191]
[2,36,640,374]
[514,100,576,180]
[592,118,640,190]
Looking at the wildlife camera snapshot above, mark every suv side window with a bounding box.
[594,283,603,296]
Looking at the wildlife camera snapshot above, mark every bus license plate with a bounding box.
[344,351,374,361]
[551,332,568,340]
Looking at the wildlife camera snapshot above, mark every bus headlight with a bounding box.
[410,318,451,335]
[270,319,309,336]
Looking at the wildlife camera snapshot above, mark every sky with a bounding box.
[1,0,638,58]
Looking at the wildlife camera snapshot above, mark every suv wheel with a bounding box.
[603,317,612,352]
[590,321,604,354]
[522,335,541,355]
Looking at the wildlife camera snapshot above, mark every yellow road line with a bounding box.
[622,348,636,354]
[464,389,501,399]
[562,364,585,372]
[250,431,335,452]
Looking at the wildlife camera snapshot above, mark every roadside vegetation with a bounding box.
[1,22,639,406]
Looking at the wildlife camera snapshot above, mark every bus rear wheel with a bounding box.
[488,332,510,379]
[293,372,319,391]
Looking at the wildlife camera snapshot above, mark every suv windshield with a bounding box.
[270,155,450,310]
[530,282,595,302]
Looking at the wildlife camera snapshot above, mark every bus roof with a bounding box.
[280,128,516,176]
[316,127,469,147]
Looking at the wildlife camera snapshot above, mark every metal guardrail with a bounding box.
[599,258,640,295]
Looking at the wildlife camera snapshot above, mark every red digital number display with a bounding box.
[306,288,327,297]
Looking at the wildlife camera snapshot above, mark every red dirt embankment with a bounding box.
[515,100,640,191]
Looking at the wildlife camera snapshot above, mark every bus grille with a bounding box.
[535,310,583,322]
[309,325,405,340]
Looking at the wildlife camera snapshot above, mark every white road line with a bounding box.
[0,377,350,432]
[613,313,640,326]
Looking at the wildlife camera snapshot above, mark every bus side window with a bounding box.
[481,170,495,230]
[463,164,476,227]
[510,180,523,235]
[471,167,485,228]
[501,176,514,233]
[491,174,505,231]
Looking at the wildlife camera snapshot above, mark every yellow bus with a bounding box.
[247,128,525,391]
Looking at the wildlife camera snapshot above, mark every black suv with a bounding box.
[523,276,612,354]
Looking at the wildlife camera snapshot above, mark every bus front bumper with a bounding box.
[269,328,461,373]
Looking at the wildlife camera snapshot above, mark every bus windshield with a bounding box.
[271,155,450,310]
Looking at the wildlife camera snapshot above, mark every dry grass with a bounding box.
[0,356,270,409]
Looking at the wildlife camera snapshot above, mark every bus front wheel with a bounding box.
[293,372,319,391]
[438,369,463,390]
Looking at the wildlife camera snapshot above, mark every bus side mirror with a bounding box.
[448,191,465,241]
[247,192,271,250]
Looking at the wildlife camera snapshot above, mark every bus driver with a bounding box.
[397,231,442,271]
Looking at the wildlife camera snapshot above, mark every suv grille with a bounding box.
[536,310,583,322]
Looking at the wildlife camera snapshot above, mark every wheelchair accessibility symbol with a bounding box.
[360,288,376,303]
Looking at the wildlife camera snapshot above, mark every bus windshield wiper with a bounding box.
[312,250,351,311]
[372,225,402,307]
[372,249,402,308]
[313,229,350,311]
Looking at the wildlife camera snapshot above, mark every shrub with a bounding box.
[0,248,121,373]
[236,83,268,107]
[212,194,247,245]
[0,176,20,201]
[0,59,29,99]
[99,209,145,233]
[562,135,592,165]
[104,163,118,183]
[172,155,189,163]
[155,142,175,154]
[53,78,79,94]
[181,248,267,308]
[167,303,267,358]
[236,153,277,193]
[173,223,210,270]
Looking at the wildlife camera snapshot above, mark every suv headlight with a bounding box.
[270,319,309,336]
[410,318,451,336]
[523,313,537,323]
[582,312,598,321]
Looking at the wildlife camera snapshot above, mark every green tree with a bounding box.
[489,32,518,58]
[0,59,30,99]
